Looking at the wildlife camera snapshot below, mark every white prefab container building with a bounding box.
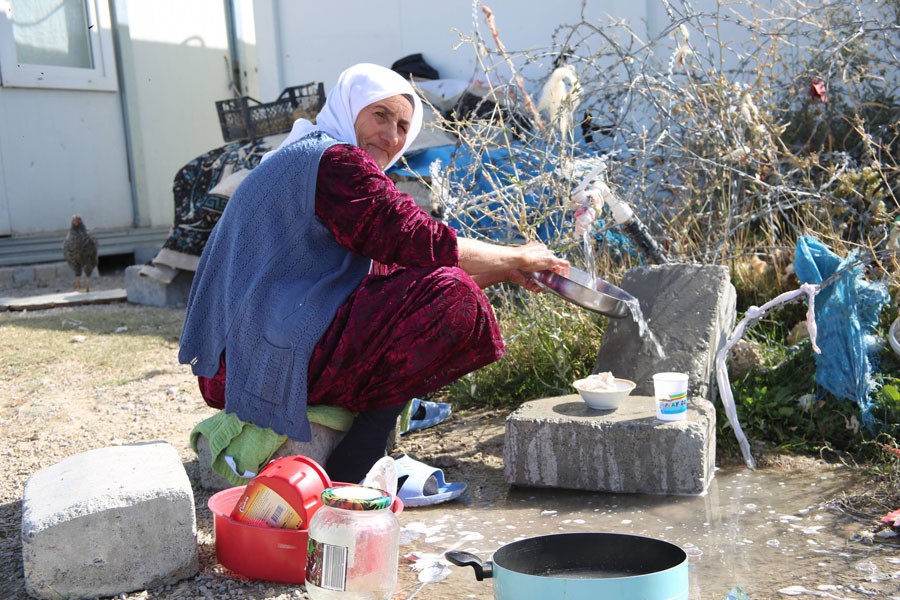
[0,0,665,266]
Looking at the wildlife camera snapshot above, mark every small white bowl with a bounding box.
[573,377,637,410]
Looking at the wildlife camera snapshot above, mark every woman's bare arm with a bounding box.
[457,238,569,290]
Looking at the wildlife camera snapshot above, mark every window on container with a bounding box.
[14,0,93,68]
[0,0,117,91]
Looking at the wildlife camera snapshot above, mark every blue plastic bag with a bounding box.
[794,235,889,428]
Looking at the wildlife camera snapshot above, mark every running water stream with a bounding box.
[623,296,666,359]
[582,231,597,289]
[582,233,665,359]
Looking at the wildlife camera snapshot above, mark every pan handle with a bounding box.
[444,550,493,581]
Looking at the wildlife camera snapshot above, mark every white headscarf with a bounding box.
[263,63,423,171]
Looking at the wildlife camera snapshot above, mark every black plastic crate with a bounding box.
[216,82,326,142]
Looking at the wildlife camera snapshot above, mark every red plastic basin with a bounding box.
[208,485,403,583]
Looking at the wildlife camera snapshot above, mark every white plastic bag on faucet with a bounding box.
[573,205,597,236]
[571,164,611,236]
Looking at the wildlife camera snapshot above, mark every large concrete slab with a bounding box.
[22,442,199,599]
[595,264,736,403]
[504,394,715,495]
[505,264,729,496]
[0,288,126,311]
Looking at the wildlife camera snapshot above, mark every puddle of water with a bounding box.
[397,466,900,599]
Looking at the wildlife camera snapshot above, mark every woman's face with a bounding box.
[354,94,414,169]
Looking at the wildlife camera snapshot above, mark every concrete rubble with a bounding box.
[125,265,193,308]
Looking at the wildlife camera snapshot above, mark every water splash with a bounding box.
[622,296,667,359]
[579,233,664,358]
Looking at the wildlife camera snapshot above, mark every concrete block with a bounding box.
[44,262,99,286]
[55,262,73,279]
[595,264,736,403]
[22,442,199,599]
[194,423,348,491]
[125,264,193,307]
[12,266,35,285]
[504,394,715,495]
[33,263,58,285]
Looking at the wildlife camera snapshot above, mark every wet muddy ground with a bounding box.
[391,413,900,600]
[2,290,898,600]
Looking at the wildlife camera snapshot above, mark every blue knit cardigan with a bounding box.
[179,133,371,441]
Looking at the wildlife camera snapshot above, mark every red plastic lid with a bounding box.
[259,454,331,485]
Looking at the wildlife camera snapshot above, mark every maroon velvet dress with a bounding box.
[198,144,505,413]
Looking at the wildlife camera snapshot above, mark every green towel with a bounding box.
[189,406,356,487]
[190,412,287,487]
[307,404,355,433]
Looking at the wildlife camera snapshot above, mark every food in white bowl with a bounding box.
[573,372,637,410]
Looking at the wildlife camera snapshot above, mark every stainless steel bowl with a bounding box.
[532,267,634,318]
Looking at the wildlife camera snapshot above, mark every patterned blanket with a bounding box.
[140,134,286,282]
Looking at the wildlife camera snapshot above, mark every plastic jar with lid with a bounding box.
[305,485,399,600]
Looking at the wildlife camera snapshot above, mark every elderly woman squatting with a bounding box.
[179,63,569,483]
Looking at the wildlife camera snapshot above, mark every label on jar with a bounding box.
[306,538,349,591]
[230,482,302,529]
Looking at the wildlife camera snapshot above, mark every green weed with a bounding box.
[439,287,603,408]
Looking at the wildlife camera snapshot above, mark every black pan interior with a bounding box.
[493,533,686,577]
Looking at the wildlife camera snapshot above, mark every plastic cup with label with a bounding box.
[653,372,689,421]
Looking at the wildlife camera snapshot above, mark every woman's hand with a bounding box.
[513,241,570,276]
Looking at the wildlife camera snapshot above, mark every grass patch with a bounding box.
[719,313,900,461]
[0,305,184,393]
[439,287,604,408]
[723,341,859,455]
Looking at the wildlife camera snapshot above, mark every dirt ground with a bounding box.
[1,267,898,600]
[0,267,517,599]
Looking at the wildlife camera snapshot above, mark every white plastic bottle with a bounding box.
[305,486,399,600]
[572,167,669,265]
[604,193,670,265]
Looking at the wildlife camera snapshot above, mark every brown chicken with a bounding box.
[63,215,99,292]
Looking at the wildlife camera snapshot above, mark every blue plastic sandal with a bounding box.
[394,454,466,507]
[402,398,452,434]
